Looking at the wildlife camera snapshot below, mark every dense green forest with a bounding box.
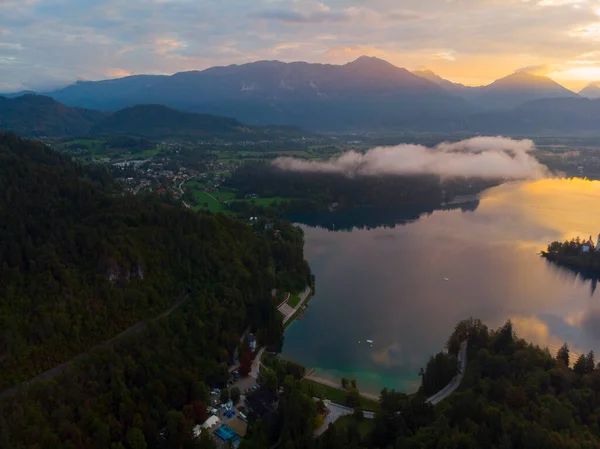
[240,318,600,449]
[226,162,498,214]
[0,132,311,448]
[543,237,600,273]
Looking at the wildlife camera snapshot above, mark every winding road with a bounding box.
[312,339,469,435]
[425,340,468,406]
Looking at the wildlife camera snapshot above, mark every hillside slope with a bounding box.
[91,104,247,138]
[0,96,307,139]
[0,94,105,136]
[0,132,310,393]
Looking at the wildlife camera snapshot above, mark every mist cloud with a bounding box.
[273,136,550,179]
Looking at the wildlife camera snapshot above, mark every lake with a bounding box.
[281,178,600,396]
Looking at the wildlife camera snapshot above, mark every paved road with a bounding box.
[178,175,196,208]
[314,400,354,436]
[278,286,311,325]
[250,347,265,379]
[425,340,468,406]
[0,295,187,400]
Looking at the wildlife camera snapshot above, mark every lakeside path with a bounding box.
[278,286,311,325]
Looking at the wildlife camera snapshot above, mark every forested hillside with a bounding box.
[0,94,106,137]
[0,95,308,139]
[227,162,497,213]
[0,133,311,447]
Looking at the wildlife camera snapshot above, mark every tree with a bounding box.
[574,353,587,376]
[262,369,278,394]
[557,343,570,367]
[346,388,360,408]
[220,388,230,403]
[585,350,595,374]
[341,378,349,389]
[354,407,364,421]
[231,387,241,404]
[239,347,253,377]
[166,410,186,449]
[125,427,147,449]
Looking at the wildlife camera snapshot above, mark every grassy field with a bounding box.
[211,191,237,202]
[301,379,380,412]
[191,191,229,213]
[287,293,301,308]
[241,197,290,206]
[186,180,207,189]
[333,415,376,438]
[55,138,162,159]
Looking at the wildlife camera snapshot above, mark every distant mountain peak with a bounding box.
[489,71,570,90]
[580,82,600,99]
[346,55,395,68]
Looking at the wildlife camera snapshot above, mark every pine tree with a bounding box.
[557,343,570,367]
[585,350,595,374]
[574,353,587,376]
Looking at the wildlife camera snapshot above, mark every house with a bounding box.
[248,333,256,352]
[193,415,220,438]
[583,236,596,252]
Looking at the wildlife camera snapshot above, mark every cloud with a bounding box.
[253,9,349,24]
[514,64,555,75]
[372,342,404,367]
[1,0,600,91]
[581,308,600,340]
[0,42,23,51]
[105,68,132,78]
[325,45,386,58]
[273,136,550,180]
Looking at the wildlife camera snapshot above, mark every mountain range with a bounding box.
[28,56,472,131]
[0,94,305,139]
[413,69,581,110]
[2,56,600,135]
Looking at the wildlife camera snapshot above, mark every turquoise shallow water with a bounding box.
[281,179,600,396]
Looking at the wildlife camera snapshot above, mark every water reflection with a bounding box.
[286,200,480,232]
[543,258,599,296]
[282,179,600,395]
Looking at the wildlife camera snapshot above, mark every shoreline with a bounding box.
[304,374,380,402]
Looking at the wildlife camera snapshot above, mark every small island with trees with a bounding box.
[542,234,600,273]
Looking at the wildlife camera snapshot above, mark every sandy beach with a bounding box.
[304,374,380,402]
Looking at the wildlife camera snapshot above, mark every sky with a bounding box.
[1,0,600,93]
